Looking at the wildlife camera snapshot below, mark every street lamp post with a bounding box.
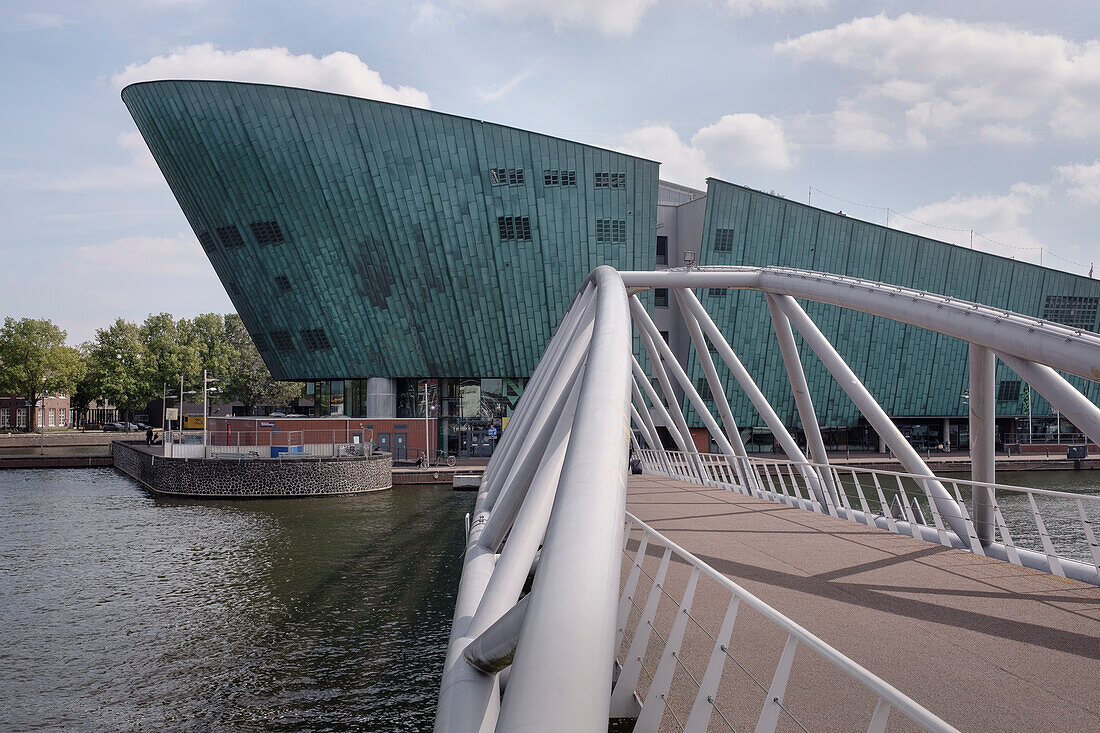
[203,369,218,457]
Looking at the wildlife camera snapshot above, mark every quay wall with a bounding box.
[112,442,392,497]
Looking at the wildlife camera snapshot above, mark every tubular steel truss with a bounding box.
[436,265,1100,732]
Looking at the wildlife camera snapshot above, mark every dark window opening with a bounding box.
[198,231,217,253]
[596,219,627,244]
[695,378,712,401]
[302,328,332,351]
[656,235,668,266]
[708,288,727,298]
[250,220,285,245]
[498,216,532,241]
[654,288,668,307]
[227,282,242,297]
[275,275,292,292]
[714,228,736,252]
[543,169,577,187]
[490,168,525,186]
[595,171,626,189]
[1043,295,1099,331]
[270,330,294,352]
[659,330,670,345]
[216,225,245,249]
[996,380,1021,401]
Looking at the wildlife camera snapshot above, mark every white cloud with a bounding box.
[112,45,430,108]
[477,68,536,102]
[894,182,1050,261]
[615,125,714,188]
[721,0,829,17]
[71,232,214,280]
[776,13,1100,148]
[614,113,794,188]
[1055,162,1100,205]
[34,132,162,192]
[8,12,69,30]
[691,113,795,170]
[459,0,659,36]
[831,108,892,151]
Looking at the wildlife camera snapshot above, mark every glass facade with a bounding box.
[306,377,526,458]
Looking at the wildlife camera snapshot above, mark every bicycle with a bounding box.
[418,449,457,468]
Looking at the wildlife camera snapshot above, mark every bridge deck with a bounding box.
[624,474,1100,732]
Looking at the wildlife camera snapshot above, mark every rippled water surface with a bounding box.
[0,469,473,732]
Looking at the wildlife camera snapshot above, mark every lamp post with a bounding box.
[203,369,218,456]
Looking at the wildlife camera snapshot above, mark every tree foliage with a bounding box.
[221,314,302,410]
[86,318,153,421]
[0,318,85,429]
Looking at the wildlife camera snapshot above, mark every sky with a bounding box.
[2,0,1099,345]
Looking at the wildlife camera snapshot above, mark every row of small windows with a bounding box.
[489,169,624,188]
[1042,295,1098,331]
[695,378,713,401]
[708,288,727,298]
[595,172,627,189]
[268,328,332,353]
[490,168,525,186]
[275,275,292,293]
[199,220,284,252]
[544,170,577,187]
[997,380,1021,402]
[498,216,532,241]
[714,228,736,252]
[596,219,627,244]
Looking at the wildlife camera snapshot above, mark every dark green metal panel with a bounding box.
[123,80,658,381]
[694,179,1100,429]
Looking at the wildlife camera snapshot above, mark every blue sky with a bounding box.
[3,0,1099,344]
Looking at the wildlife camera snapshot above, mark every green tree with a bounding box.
[86,318,153,425]
[221,314,302,412]
[0,317,85,430]
[182,313,234,382]
[141,313,199,392]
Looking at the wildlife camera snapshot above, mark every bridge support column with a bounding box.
[969,344,996,545]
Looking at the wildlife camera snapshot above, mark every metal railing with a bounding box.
[436,264,1100,731]
[615,513,958,732]
[638,449,1100,583]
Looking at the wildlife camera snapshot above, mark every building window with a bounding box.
[255,333,272,352]
[275,275,292,292]
[301,328,332,351]
[216,225,245,249]
[714,228,736,252]
[498,216,532,241]
[227,282,242,297]
[250,220,285,246]
[595,172,627,189]
[543,169,577,187]
[270,330,294,352]
[48,408,55,427]
[490,168,525,186]
[708,339,719,354]
[596,219,626,244]
[695,378,712,401]
[198,231,217,253]
[16,408,26,428]
[654,288,669,307]
[659,330,670,345]
[656,235,668,266]
[0,408,8,427]
[996,380,1021,401]
[58,410,65,426]
[708,288,727,298]
[1043,295,1099,331]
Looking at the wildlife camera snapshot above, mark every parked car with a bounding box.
[102,422,123,431]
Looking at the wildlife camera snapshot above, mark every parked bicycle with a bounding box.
[418,449,457,468]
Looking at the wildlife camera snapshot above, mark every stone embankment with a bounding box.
[112,441,392,497]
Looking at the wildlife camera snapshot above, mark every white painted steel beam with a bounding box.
[496,266,634,732]
[969,344,996,544]
[997,353,1100,447]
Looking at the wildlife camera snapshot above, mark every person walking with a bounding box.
[145,427,154,446]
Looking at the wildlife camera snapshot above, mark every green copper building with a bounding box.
[123,80,1100,456]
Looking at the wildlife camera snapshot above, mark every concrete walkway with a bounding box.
[624,474,1100,732]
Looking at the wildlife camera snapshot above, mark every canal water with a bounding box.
[0,469,473,732]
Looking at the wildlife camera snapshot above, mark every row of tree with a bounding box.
[0,314,302,429]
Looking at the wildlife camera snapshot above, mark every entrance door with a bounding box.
[377,433,391,455]
[393,433,407,461]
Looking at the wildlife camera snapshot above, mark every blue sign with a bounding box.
[488,428,498,436]
[260,421,275,427]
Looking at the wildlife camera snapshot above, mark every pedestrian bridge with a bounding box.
[435,266,1100,732]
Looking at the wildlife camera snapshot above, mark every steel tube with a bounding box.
[632,357,694,456]
[765,292,838,506]
[773,294,971,544]
[969,344,996,544]
[997,353,1100,447]
[463,594,531,675]
[634,318,703,475]
[496,266,633,732]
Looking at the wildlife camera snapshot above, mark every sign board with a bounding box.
[260,421,275,428]
[165,408,178,420]
[488,428,498,436]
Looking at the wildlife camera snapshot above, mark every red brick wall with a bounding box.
[207,416,437,456]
